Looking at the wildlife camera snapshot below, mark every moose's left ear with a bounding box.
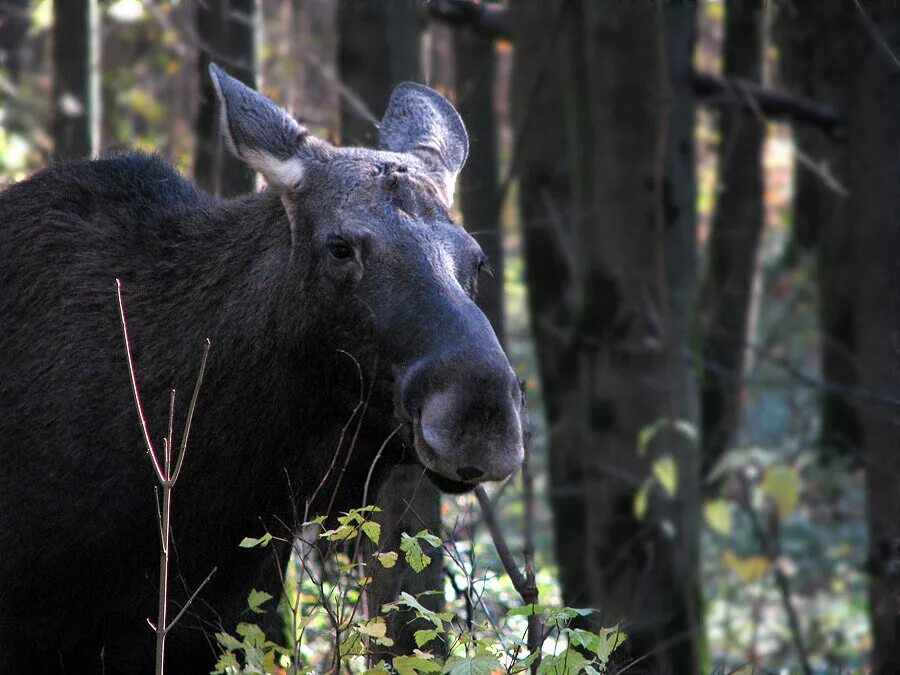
[378,82,468,207]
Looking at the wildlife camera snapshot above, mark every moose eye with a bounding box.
[327,237,353,260]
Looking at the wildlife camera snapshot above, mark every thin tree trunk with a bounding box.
[511,0,584,614]
[454,27,504,342]
[195,0,257,197]
[52,0,100,160]
[336,2,445,658]
[699,0,765,476]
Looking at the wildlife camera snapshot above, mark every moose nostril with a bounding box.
[456,465,483,481]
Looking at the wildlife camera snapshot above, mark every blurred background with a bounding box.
[1,0,898,672]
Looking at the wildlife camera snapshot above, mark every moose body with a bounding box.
[0,67,524,673]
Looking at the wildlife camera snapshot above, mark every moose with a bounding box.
[0,65,525,673]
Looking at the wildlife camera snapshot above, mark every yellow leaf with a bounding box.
[652,455,678,496]
[634,482,649,519]
[704,499,732,535]
[761,466,801,518]
[377,551,399,568]
[356,619,387,639]
[721,550,770,583]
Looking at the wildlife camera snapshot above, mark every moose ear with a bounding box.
[208,63,312,190]
[378,82,468,207]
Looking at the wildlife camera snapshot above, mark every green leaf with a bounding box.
[212,651,240,673]
[239,532,272,548]
[596,626,628,664]
[761,465,801,518]
[376,551,399,568]
[537,649,588,675]
[414,629,440,647]
[567,628,599,654]
[511,651,541,673]
[362,520,382,545]
[393,655,444,675]
[672,419,698,445]
[397,592,453,626]
[322,523,358,541]
[637,420,664,457]
[235,622,265,647]
[415,529,443,548]
[652,455,678,496]
[215,631,242,651]
[261,649,277,674]
[444,655,503,675]
[507,604,546,617]
[703,499,732,535]
[634,481,649,519]
[247,589,273,614]
[401,533,432,573]
[302,515,327,527]
[340,630,364,659]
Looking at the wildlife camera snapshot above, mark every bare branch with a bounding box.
[116,279,166,484]
[473,487,533,603]
[692,70,843,137]
[165,566,218,633]
[171,339,211,484]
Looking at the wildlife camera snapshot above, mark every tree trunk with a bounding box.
[516,3,702,670]
[194,0,257,197]
[699,0,765,476]
[336,2,445,658]
[510,0,584,612]
[52,0,99,160]
[775,1,860,461]
[454,27,504,342]
[779,2,900,667]
[842,5,900,670]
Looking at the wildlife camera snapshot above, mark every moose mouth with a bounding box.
[411,415,481,494]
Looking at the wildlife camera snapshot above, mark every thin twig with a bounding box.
[737,476,813,675]
[851,0,900,72]
[116,279,165,484]
[165,566,218,632]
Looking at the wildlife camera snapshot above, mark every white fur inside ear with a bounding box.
[241,148,306,189]
[442,171,458,207]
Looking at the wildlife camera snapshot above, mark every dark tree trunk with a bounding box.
[194,0,257,197]
[515,3,702,671]
[336,2,444,658]
[454,27,504,342]
[842,6,900,671]
[699,0,765,476]
[52,0,99,161]
[775,1,861,461]
[779,2,900,667]
[510,0,583,614]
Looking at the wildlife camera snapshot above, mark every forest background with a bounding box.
[1,0,897,672]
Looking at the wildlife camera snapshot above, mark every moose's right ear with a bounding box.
[209,63,313,190]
